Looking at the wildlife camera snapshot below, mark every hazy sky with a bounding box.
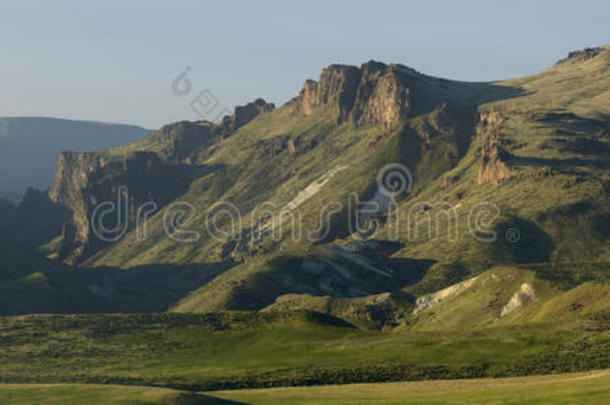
[1,0,608,129]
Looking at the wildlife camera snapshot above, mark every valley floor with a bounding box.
[214,370,610,404]
[1,371,609,404]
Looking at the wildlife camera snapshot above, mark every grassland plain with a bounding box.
[0,371,608,404]
[212,370,610,404]
[0,303,608,390]
[0,384,225,405]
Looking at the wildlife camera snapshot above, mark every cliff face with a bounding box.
[349,62,414,128]
[294,65,360,122]
[12,99,273,263]
[477,133,515,185]
[153,98,275,163]
[153,122,218,163]
[230,98,275,131]
[48,152,140,261]
[47,151,116,259]
[294,61,420,128]
[476,109,515,185]
[49,151,108,206]
[46,151,213,263]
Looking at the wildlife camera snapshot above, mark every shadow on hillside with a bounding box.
[508,155,610,169]
[220,241,436,311]
[72,260,236,313]
[189,393,248,404]
[0,241,237,316]
[464,81,530,105]
[3,188,72,246]
[492,217,555,264]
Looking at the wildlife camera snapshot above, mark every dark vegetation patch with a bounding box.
[539,137,610,156]
[524,262,610,290]
[0,241,234,315]
[556,47,604,64]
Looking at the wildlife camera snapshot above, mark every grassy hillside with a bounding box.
[214,371,610,404]
[405,264,610,330]
[0,302,608,389]
[0,241,229,315]
[162,47,609,314]
[387,45,610,265]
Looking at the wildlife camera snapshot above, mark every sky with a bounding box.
[1,0,608,129]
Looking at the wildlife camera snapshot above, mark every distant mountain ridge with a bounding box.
[0,117,151,194]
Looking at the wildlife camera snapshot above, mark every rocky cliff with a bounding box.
[11,99,274,263]
[228,98,275,133]
[144,98,275,163]
[294,65,360,122]
[476,109,515,185]
[294,61,423,128]
[48,151,204,263]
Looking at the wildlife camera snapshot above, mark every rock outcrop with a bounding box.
[228,98,275,131]
[151,121,220,163]
[476,109,515,185]
[349,61,414,128]
[294,65,360,122]
[9,99,275,263]
[556,47,604,64]
[500,282,536,317]
[48,151,213,263]
[477,133,515,185]
[154,98,275,163]
[294,61,422,128]
[412,276,479,315]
